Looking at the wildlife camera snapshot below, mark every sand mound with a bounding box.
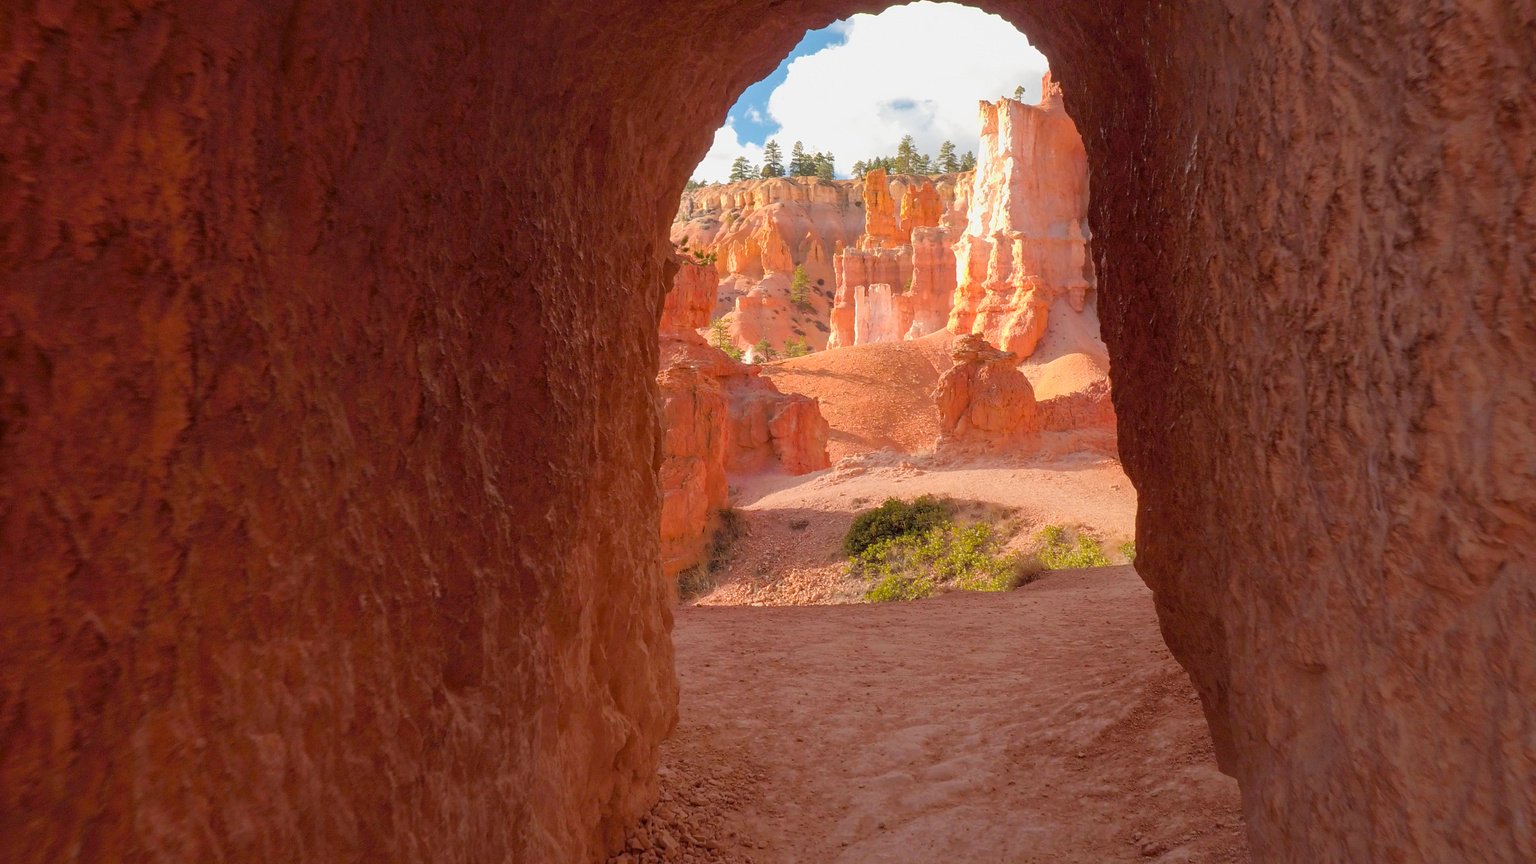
[758,332,954,460]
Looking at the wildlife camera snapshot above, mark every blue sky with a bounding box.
[694,2,1050,181]
[727,25,852,146]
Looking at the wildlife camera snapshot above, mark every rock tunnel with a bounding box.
[1,1,1532,861]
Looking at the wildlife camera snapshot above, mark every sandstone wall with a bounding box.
[673,176,862,352]
[3,1,1532,863]
[1,4,682,862]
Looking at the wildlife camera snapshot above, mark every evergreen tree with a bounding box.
[751,338,778,363]
[851,159,867,178]
[1013,85,1026,100]
[789,265,811,307]
[760,140,785,178]
[895,135,918,175]
[937,141,959,173]
[728,156,754,183]
[784,337,811,358]
[709,318,743,361]
[789,141,812,176]
[959,150,977,172]
[813,152,835,181]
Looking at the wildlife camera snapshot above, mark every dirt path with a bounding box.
[614,567,1247,863]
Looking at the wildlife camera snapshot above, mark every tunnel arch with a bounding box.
[1,2,1531,863]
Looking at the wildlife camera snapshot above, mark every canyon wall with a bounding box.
[826,168,968,348]
[673,176,863,352]
[657,258,830,577]
[2,2,1531,863]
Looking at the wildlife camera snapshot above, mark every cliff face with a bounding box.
[949,76,1095,360]
[826,169,969,349]
[656,258,831,577]
[672,177,864,353]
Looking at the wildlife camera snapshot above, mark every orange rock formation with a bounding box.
[950,75,1095,359]
[672,177,862,353]
[933,335,1040,451]
[657,258,831,576]
[828,169,963,348]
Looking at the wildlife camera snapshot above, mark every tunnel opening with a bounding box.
[640,4,1245,861]
[3,1,1529,863]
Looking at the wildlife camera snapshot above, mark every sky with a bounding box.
[691,2,1050,182]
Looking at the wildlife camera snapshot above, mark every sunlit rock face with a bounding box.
[933,334,1040,452]
[828,169,966,348]
[2,2,1531,863]
[657,258,830,578]
[949,75,1094,359]
[673,176,865,352]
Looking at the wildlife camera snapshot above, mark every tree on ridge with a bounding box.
[760,140,785,178]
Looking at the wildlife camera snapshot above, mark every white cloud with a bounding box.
[692,120,766,184]
[692,2,1049,182]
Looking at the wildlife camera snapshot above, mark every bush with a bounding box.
[784,337,810,358]
[1120,541,1137,563]
[843,495,950,557]
[857,522,1024,602]
[1035,525,1112,569]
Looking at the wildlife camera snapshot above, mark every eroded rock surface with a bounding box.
[950,75,1095,360]
[3,2,1532,863]
[657,258,830,577]
[933,335,1040,452]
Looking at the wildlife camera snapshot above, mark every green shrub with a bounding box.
[784,337,810,358]
[1120,541,1137,563]
[1035,525,1112,569]
[857,522,1024,601]
[843,495,951,557]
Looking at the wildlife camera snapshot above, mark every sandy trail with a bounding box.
[614,567,1247,863]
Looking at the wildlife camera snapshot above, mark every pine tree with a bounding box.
[789,141,812,176]
[728,156,754,183]
[1013,85,1026,100]
[937,141,959,173]
[709,318,743,361]
[959,150,977,172]
[760,140,785,178]
[851,159,867,178]
[789,265,811,307]
[895,135,918,175]
[751,338,778,363]
[784,337,811,358]
[814,152,835,181]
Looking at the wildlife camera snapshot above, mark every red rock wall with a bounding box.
[3,1,1532,862]
[1,4,681,862]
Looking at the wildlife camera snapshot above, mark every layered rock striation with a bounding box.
[673,177,863,353]
[827,169,969,348]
